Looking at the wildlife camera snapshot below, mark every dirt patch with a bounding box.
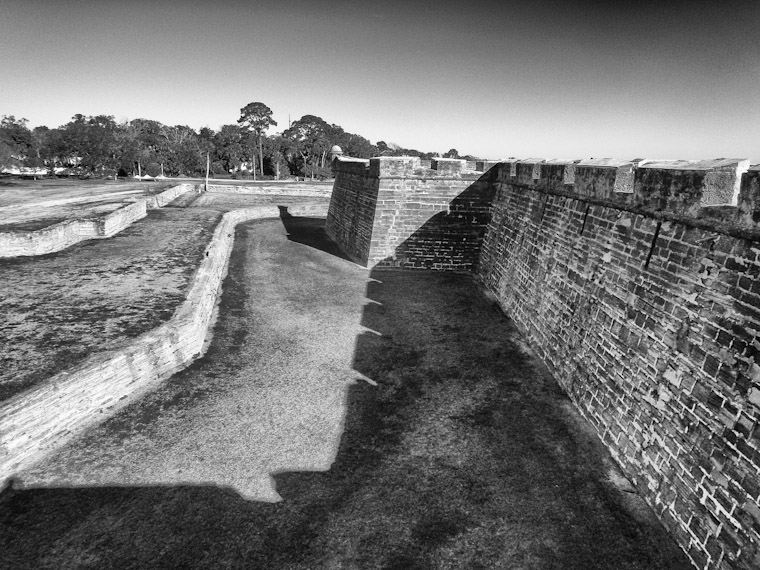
[0,207,222,402]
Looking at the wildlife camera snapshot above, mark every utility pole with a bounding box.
[204,151,209,192]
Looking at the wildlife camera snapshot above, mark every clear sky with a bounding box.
[2,0,759,162]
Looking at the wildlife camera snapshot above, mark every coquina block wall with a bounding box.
[0,183,196,258]
[0,202,327,485]
[326,156,497,270]
[479,158,760,570]
[205,183,333,197]
[327,156,760,570]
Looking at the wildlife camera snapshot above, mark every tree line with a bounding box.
[0,102,471,180]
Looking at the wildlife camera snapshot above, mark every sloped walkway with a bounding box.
[1,217,692,570]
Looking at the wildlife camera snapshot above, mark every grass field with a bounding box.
[0,178,179,232]
[0,206,223,402]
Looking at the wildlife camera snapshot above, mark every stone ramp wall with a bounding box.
[0,203,328,486]
[0,184,196,258]
[145,183,197,207]
[479,159,760,570]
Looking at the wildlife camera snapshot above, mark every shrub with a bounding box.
[145,163,161,177]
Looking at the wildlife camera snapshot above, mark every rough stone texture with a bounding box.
[576,159,636,197]
[325,158,379,264]
[640,160,750,206]
[479,161,760,570]
[145,183,197,207]
[326,157,497,271]
[0,207,222,403]
[737,166,760,229]
[330,156,760,570]
[0,203,328,487]
[0,184,195,257]
[204,182,333,197]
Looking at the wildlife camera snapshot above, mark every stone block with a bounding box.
[502,158,520,179]
[513,158,544,187]
[370,156,421,177]
[539,160,580,191]
[737,165,760,228]
[334,157,370,176]
[634,165,706,216]
[431,158,466,176]
[475,160,502,173]
[636,159,749,216]
[575,159,635,199]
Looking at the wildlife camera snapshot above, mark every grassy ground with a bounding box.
[2,218,693,570]
[0,179,179,231]
[0,179,331,231]
[0,183,330,403]
[0,206,222,402]
[191,192,331,212]
[0,178,173,207]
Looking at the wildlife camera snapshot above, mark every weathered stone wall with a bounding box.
[0,203,328,485]
[145,183,197,207]
[478,159,760,570]
[325,158,380,264]
[205,183,332,197]
[328,154,760,569]
[326,156,496,270]
[0,184,196,257]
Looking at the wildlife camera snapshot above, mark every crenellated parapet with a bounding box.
[328,155,759,269]
[332,155,486,179]
[497,157,755,236]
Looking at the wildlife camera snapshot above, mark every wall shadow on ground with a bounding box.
[278,205,353,262]
[0,215,692,570]
[347,264,694,570]
[0,267,692,570]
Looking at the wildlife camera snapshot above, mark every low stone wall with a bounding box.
[145,183,198,208]
[101,200,147,237]
[205,183,332,197]
[0,203,328,487]
[0,184,196,258]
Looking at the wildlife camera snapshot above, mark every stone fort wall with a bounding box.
[326,157,497,271]
[327,155,760,570]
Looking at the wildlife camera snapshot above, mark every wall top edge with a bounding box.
[335,157,370,164]
[429,157,465,163]
[639,158,750,170]
[502,158,752,170]
[576,158,635,168]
